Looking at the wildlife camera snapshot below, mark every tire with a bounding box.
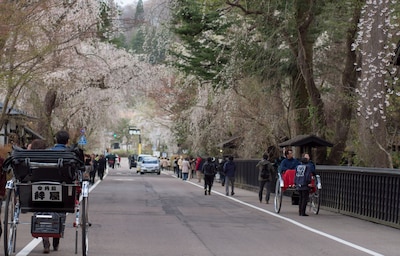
[4,188,17,256]
[81,197,89,256]
[309,189,321,214]
[157,171,161,175]
[274,179,282,213]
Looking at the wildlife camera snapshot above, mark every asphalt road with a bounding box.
[2,158,399,256]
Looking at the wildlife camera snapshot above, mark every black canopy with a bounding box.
[216,136,241,149]
[278,135,333,148]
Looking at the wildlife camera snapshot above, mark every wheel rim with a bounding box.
[4,189,17,256]
[274,180,282,213]
[310,190,321,214]
[81,197,89,256]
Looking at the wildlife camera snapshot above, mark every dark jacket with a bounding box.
[308,160,316,175]
[202,161,216,176]
[279,157,300,173]
[98,157,107,172]
[294,164,312,190]
[223,160,236,177]
[256,159,274,181]
[51,144,69,150]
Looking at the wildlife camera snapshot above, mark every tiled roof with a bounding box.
[0,102,35,118]
[278,134,333,147]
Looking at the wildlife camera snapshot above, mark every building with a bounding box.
[0,102,43,147]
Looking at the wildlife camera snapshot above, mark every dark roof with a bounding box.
[0,102,35,118]
[24,126,45,140]
[278,134,333,148]
[216,136,241,149]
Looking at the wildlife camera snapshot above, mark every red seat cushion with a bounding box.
[282,169,296,188]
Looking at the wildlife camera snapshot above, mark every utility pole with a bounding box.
[129,127,141,155]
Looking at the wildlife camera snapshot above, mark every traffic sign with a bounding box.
[78,135,87,145]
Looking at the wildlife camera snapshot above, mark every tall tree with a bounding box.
[169,0,232,87]
[354,1,396,167]
[130,0,146,53]
[326,1,363,164]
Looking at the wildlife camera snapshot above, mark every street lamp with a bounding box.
[129,127,142,155]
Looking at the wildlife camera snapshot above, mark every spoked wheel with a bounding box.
[4,188,18,256]
[81,196,89,256]
[274,179,282,213]
[309,189,321,214]
[0,201,2,238]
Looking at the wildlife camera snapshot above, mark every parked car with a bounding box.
[136,154,152,173]
[140,156,160,175]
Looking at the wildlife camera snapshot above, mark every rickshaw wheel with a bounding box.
[309,189,321,214]
[4,188,17,256]
[274,179,282,213]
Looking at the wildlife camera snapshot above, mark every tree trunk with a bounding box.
[356,2,390,167]
[294,0,328,163]
[291,71,311,136]
[296,0,327,137]
[37,89,57,143]
[327,1,362,165]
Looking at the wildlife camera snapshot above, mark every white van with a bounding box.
[136,154,152,173]
[140,156,161,175]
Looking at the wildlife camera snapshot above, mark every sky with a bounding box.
[116,0,134,6]
[116,0,146,7]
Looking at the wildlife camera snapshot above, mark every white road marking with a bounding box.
[186,179,384,256]
[13,171,383,256]
[16,239,42,256]
[14,176,102,256]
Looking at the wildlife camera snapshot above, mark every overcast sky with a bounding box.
[116,0,146,7]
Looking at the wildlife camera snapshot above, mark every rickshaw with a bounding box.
[274,169,322,214]
[1,146,90,256]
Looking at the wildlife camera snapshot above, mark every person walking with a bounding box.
[294,156,313,216]
[90,153,97,184]
[161,157,168,171]
[195,156,204,183]
[189,157,196,180]
[202,157,216,195]
[256,153,274,204]
[84,154,92,181]
[48,130,70,252]
[181,157,191,180]
[97,154,106,180]
[29,131,69,253]
[218,157,227,186]
[106,153,116,169]
[173,157,179,176]
[223,156,236,196]
[27,139,52,253]
[177,155,183,179]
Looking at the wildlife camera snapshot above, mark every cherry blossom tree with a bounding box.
[0,0,156,148]
[353,0,400,167]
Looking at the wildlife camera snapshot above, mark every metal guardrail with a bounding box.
[234,160,400,229]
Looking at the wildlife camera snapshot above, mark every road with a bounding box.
[3,158,399,256]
